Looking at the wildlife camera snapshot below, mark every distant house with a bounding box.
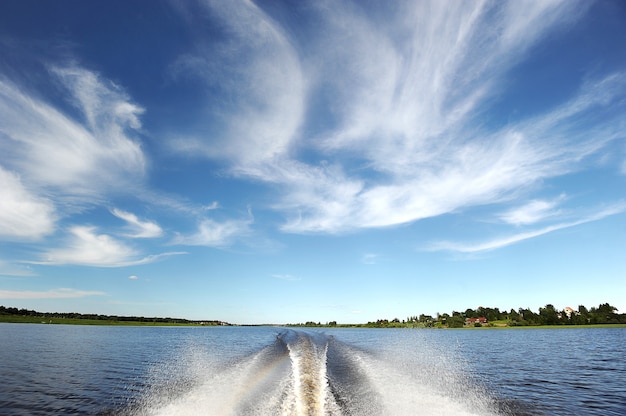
[465,317,488,325]
[563,307,576,319]
[558,306,580,320]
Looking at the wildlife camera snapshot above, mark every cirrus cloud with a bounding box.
[169,0,305,165]
[499,194,567,226]
[173,217,253,248]
[111,208,163,238]
[0,65,146,203]
[428,202,626,253]
[0,166,56,240]
[167,0,623,237]
[33,226,184,267]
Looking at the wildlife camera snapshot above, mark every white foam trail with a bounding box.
[135,330,500,416]
[357,351,498,416]
[143,344,292,416]
[286,334,340,416]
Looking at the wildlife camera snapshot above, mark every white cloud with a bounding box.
[35,226,184,267]
[315,0,585,154]
[0,66,145,198]
[45,226,136,266]
[499,195,567,226]
[0,288,105,299]
[111,208,163,238]
[173,217,252,247]
[51,66,144,132]
[166,1,623,235]
[128,275,139,280]
[430,203,626,253]
[235,160,363,234]
[247,73,623,234]
[169,0,305,164]
[289,1,617,233]
[0,166,56,240]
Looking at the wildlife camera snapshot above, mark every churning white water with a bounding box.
[134,329,499,416]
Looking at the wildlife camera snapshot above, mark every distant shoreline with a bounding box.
[2,316,625,329]
[0,315,220,326]
[3,303,624,328]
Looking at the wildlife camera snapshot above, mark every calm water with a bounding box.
[0,324,624,415]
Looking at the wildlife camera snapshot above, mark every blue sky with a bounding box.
[1,0,625,324]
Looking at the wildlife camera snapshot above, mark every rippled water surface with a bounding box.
[0,324,624,415]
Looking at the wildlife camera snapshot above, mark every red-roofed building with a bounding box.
[465,317,488,325]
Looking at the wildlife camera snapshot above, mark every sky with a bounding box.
[0,0,625,325]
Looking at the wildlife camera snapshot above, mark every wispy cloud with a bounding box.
[169,0,305,164]
[0,288,106,299]
[111,208,163,238]
[51,66,143,133]
[173,217,253,248]
[166,1,622,235]
[251,70,623,233]
[34,226,184,267]
[429,203,626,253]
[0,67,145,197]
[499,194,567,226]
[204,202,219,211]
[0,166,56,240]
[0,62,181,268]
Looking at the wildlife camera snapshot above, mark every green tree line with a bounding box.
[0,306,226,325]
[382,303,624,328]
[289,303,625,328]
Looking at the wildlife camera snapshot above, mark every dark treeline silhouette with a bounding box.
[0,306,225,325]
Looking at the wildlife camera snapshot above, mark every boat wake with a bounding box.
[286,332,334,415]
[128,329,504,416]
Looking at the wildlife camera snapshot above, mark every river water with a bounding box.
[0,324,624,415]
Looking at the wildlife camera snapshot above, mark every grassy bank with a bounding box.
[0,315,214,326]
